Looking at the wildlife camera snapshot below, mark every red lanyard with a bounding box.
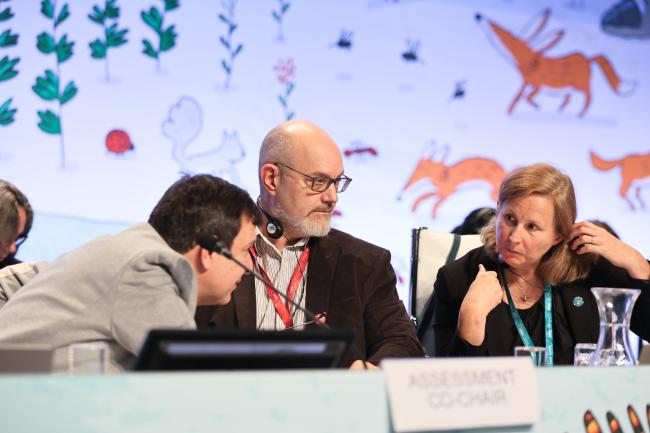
[249,245,310,329]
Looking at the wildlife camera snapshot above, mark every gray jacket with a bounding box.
[0,223,197,372]
[0,261,49,308]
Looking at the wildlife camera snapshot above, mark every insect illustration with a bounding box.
[105,129,133,154]
[450,80,466,101]
[402,39,423,64]
[331,29,353,50]
[343,141,379,160]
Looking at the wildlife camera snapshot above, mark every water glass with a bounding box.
[574,343,597,366]
[68,342,108,374]
[514,346,547,366]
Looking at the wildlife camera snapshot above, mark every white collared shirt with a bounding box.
[253,228,309,330]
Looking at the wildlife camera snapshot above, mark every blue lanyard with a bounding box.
[498,265,554,366]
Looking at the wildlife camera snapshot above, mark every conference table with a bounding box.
[1,366,648,433]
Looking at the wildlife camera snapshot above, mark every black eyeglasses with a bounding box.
[15,234,27,248]
[0,234,27,251]
[275,162,352,193]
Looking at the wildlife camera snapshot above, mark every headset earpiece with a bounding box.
[256,197,284,239]
[265,217,283,239]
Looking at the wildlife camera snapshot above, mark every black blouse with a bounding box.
[432,247,650,365]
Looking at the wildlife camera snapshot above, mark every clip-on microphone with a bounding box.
[196,233,330,330]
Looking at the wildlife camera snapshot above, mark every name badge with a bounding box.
[381,357,541,432]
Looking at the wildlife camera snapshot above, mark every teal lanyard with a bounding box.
[498,265,554,366]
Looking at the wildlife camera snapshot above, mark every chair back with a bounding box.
[409,228,482,355]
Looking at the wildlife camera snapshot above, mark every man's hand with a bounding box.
[349,360,379,371]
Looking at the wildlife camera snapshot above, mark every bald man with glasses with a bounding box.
[196,120,424,369]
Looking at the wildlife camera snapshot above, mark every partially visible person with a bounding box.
[0,261,49,309]
[0,180,33,269]
[196,119,424,369]
[433,164,650,364]
[451,207,496,235]
[0,174,260,372]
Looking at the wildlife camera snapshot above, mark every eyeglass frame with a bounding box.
[15,234,27,248]
[0,233,27,251]
[274,161,352,193]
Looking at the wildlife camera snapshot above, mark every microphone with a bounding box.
[196,233,330,330]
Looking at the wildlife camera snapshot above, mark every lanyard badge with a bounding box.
[498,264,554,366]
[250,246,311,329]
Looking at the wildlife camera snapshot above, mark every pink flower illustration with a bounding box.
[274,58,295,84]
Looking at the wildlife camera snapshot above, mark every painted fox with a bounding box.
[476,9,634,116]
[400,145,506,217]
[590,151,650,210]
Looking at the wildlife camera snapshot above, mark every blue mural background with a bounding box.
[1,0,649,305]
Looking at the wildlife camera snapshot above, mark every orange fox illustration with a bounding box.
[399,145,506,217]
[476,9,634,116]
[591,151,650,210]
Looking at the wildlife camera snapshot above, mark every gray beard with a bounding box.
[269,203,331,238]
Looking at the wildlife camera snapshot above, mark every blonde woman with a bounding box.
[433,164,650,364]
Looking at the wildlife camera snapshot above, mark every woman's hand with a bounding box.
[458,264,503,346]
[570,221,650,280]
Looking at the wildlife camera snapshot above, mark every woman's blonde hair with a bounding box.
[480,163,594,284]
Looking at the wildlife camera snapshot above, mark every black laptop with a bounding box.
[132,328,354,371]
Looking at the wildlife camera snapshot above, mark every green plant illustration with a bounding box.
[141,0,179,72]
[88,0,129,82]
[271,0,290,42]
[32,0,78,168]
[0,0,19,127]
[219,0,243,90]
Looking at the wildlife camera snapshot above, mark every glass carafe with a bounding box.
[590,287,641,367]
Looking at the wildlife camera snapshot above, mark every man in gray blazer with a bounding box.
[0,174,260,372]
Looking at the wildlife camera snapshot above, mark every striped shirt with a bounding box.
[253,230,308,330]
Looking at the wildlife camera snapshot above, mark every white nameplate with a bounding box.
[381,357,540,432]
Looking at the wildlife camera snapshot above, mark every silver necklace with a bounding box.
[507,269,541,303]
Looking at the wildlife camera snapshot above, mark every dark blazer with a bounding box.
[433,247,650,364]
[195,229,424,366]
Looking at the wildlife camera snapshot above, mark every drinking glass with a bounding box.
[514,346,547,366]
[573,343,597,366]
[68,342,108,374]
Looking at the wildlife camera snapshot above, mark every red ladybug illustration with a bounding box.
[105,129,134,154]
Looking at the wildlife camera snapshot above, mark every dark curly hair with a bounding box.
[149,174,261,253]
[0,180,33,248]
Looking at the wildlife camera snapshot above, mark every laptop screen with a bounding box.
[131,329,354,371]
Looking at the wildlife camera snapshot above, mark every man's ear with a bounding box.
[260,163,279,196]
[198,246,213,272]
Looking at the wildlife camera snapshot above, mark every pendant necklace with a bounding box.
[507,269,539,303]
